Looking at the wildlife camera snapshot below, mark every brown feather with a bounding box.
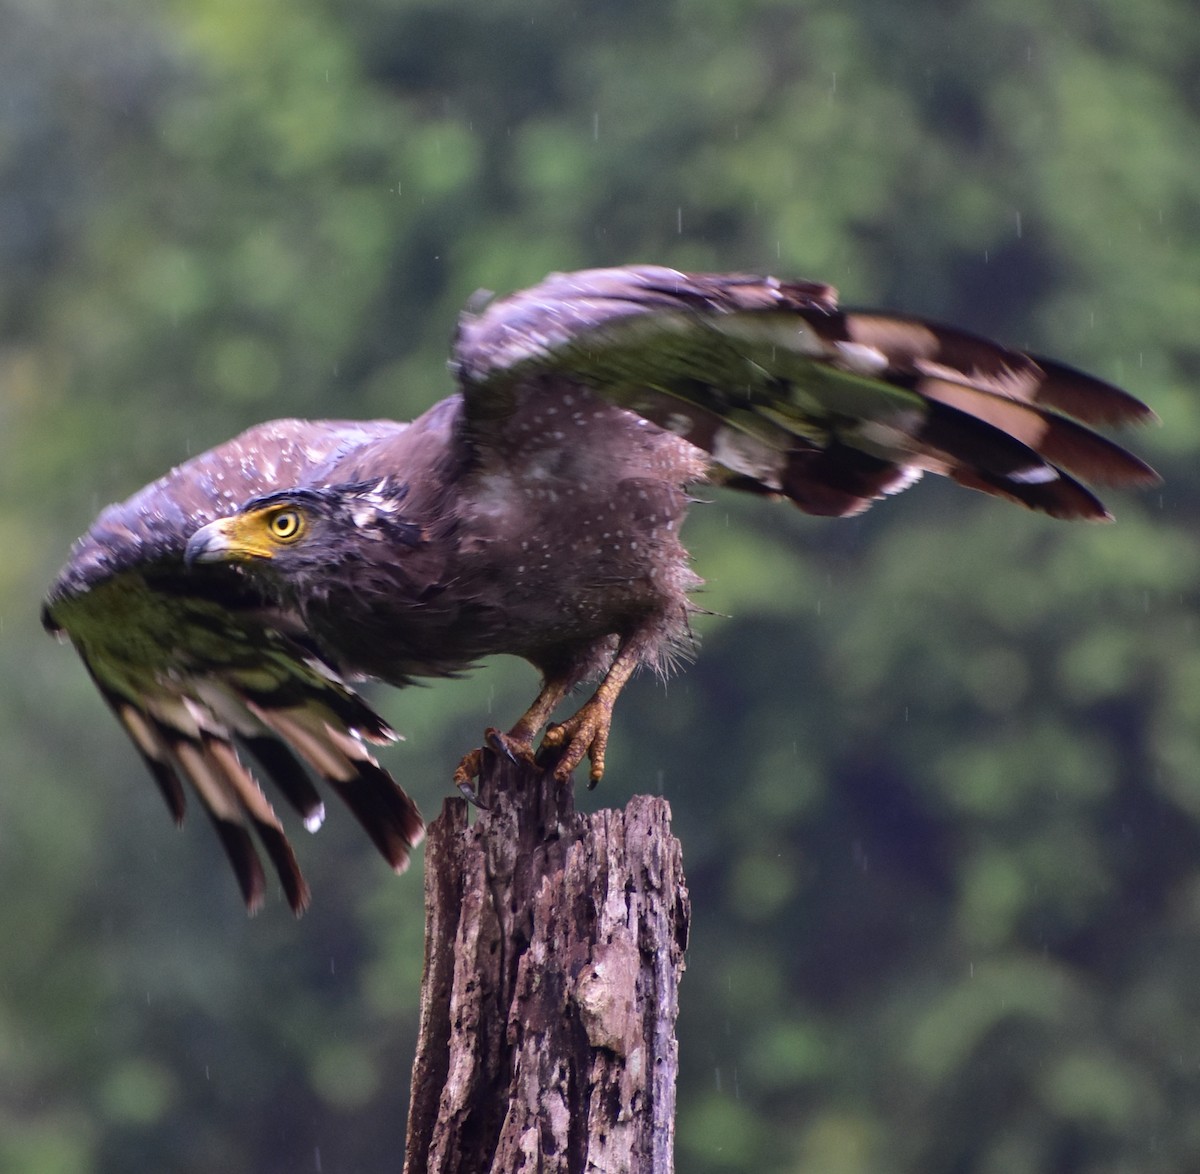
[912,376,1159,487]
[247,704,424,873]
[843,311,1155,426]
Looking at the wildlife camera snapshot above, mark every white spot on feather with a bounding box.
[1010,465,1060,485]
[834,340,889,376]
[883,467,925,495]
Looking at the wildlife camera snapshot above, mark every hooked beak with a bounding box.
[185,516,273,567]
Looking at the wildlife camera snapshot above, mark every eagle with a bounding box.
[43,266,1158,913]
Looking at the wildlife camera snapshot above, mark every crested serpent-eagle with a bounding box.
[43,266,1159,913]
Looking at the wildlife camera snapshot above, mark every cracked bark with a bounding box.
[404,749,690,1174]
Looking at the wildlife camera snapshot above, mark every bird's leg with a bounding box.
[452,630,646,791]
[491,675,574,761]
[541,634,645,787]
[451,674,573,794]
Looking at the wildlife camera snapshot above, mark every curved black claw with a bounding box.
[456,777,487,808]
[486,726,523,765]
[451,747,490,808]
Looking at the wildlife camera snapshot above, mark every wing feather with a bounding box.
[454,265,1157,520]
[246,704,423,872]
[241,736,327,831]
[105,688,188,823]
[44,418,425,914]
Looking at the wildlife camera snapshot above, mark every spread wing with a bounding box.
[453,265,1157,519]
[43,419,424,914]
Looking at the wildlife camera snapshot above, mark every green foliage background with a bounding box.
[3,0,1199,1170]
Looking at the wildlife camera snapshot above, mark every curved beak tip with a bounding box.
[184,522,227,567]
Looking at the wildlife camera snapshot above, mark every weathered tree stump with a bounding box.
[404,747,690,1174]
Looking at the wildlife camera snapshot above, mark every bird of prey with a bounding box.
[44,266,1158,913]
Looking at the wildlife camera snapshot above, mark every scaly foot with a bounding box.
[541,635,643,786]
[541,694,615,787]
[451,669,573,796]
[452,630,646,791]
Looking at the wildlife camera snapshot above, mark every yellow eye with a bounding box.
[268,509,304,542]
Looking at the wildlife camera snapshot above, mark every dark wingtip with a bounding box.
[949,466,1113,521]
[209,820,267,915]
[242,736,327,830]
[146,756,189,825]
[256,826,312,915]
[334,756,426,874]
[1034,415,1162,490]
[1031,356,1159,428]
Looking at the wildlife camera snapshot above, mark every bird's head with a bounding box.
[184,481,422,580]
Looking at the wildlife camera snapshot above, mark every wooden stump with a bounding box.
[404,749,690,1174]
